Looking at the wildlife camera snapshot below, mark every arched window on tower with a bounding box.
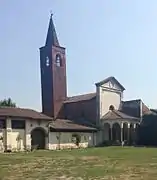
[109,105,115,111]
[56,54,62,67]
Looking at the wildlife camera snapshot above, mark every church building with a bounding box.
[0,15,152,151]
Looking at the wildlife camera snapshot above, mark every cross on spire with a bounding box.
[50,10,53,18]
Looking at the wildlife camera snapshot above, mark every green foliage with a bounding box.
[137,114,157,146]
[0,98,16,107]
[72,134,81,146]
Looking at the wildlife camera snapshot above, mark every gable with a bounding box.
[95,76,125,91]
[102,80,121,91]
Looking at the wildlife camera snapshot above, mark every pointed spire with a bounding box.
[45,13,60,47]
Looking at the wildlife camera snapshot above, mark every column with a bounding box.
[6,118,12,151]
[127,123,130,145]
[45,130,49,150]
[121,123,123,145]
[133,124,136,145]
[25,121,31,151]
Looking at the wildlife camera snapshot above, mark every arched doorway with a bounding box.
[112,123,121,142]
[104,123,111,141]
[31,128,46,149]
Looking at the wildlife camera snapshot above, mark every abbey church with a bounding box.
[0,15,154,151]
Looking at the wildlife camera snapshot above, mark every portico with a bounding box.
[102,109,140,145]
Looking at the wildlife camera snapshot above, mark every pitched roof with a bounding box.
[95,76,125,91]
[101,110,139,121]
[122,99,140,107]
[45,14,60,47]
[121,99,151,117]
[49,119,97,132]
[64,93,96,103]
[70,118,97,128]
[150,109,157,115]
[151,109,157,113]
[0,107,52,120]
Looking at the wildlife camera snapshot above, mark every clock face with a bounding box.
[46,56,50,67]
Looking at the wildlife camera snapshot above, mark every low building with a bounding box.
[0,107,97,151]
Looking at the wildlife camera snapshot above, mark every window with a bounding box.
[109,105,115,111]
[56,54,62,67]
[84,136,87,141]
[11,120,25,129]
[46,56,50,67]
[0,120,6,129]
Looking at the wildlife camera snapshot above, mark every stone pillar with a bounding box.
[25,120,31,151]
[6,118,12,151]
[133,124,136,145]
[121,123,123,145]
[127,123,130,145]
[45,130,49,150]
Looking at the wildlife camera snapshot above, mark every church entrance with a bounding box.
[31,128,46,149]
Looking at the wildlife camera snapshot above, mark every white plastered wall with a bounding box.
[49,131,96,150]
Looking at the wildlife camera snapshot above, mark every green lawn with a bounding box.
[0,147,157,180]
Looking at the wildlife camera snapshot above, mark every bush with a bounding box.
[72,134,81,146]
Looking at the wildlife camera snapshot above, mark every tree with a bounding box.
[0,98,16,107]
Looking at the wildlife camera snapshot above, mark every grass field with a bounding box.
[0,147,157,180]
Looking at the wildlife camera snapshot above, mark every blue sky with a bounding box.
[0,0,157,110]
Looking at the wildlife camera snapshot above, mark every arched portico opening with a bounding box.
[112,123,121,142]
[123,123,128,142]
[31,128,46,149]
[104,123,111,141]
[129,124,134,144]
[134,123,140,144]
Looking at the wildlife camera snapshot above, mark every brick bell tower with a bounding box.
[40,14,67,118]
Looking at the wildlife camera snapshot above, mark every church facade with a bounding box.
[0,15,153,151]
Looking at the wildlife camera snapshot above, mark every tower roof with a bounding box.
[45,14,60,47]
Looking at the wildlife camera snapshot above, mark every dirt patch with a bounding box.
[80,156,99,161]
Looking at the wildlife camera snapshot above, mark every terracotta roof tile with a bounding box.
[102,110,139,121]
[0,107,52,120]
[64,93,96,103]
[49,119,97,131]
